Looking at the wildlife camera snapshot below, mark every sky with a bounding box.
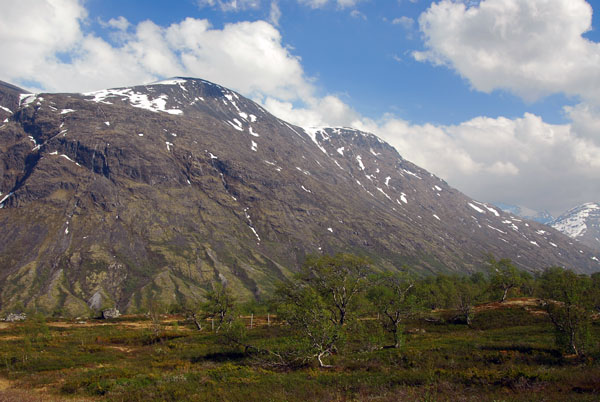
[1,0,600,217]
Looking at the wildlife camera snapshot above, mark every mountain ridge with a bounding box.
[0,77,597,315]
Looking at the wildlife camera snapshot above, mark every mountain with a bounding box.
[0,77,598,316]
[494,203,554,224]
[551,203,600,251]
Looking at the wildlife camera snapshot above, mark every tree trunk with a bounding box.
[192,316,203,331]
[501,287,510,302]
[317,351,333,368]
[393,328,400,348]
[570,329,579,356]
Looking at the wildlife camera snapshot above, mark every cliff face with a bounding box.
[0,78,597,315]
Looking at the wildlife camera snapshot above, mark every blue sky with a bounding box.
[82,0,596,126]
[2,0,600,215]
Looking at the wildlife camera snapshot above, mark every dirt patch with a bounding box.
[48,321,115,329]
[0,336,21,341]
[476,298,543,311]
[105,345,134,353]
[0,323,10,330]
[0,378,11,391]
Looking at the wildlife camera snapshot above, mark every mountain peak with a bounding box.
[552,203,600,249]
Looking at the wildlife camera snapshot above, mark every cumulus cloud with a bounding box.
[366,113,600,215]
[263,94,362,128]
[564,103,600,143]
[0,0,87,86]
[413,0,600,104]
[396,0,600,212]
[0,0,312,102]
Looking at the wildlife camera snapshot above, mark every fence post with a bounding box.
[250,313,254,329]
[267,313,270,326]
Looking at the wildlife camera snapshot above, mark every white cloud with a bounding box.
[368,112,600,215]
[298,0,329,8]
[414,0,600,104]
[164,19,311,101]
[564,103,600,144]
[196,0,260,12]
[0,1,312,102]
[392,16,414,29]
[262,94,361,128]
[106,16,130,31]
[337,0,362,7]
[350,10,367,20]
[0,0,87,84]
[269,1,282,26]
[398,0,600,212]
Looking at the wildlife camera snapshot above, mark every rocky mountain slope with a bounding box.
[0,77,597,315]
[551,203,600,251]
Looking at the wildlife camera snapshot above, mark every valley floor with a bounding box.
[0,300,598,401]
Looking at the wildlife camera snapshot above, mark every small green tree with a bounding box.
[276,283,343,367]
[368,273,419,348]
[420,274,458,311]
[203,282,236,333]
[183,299,205,331]
[298,253,370,326]
[453,276,481,326]
[539,267,594,356]
[275,253,371,367]
[488,257,525,302]
[423,274,484,326]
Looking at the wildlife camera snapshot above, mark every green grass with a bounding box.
[0,307,598,401]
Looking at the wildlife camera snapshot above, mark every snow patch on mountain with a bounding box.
[552,203,600,239]
[84,88,183,115]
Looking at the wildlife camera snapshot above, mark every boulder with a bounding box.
[102,308,120,319]
[5,313,26,322]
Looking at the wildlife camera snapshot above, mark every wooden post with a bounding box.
[211,318,214,331]
[250,313,253,329]
[267,313,270,326]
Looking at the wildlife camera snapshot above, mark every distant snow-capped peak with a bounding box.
[551,202,600,240]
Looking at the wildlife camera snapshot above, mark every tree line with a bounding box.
[186,254,600,367]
